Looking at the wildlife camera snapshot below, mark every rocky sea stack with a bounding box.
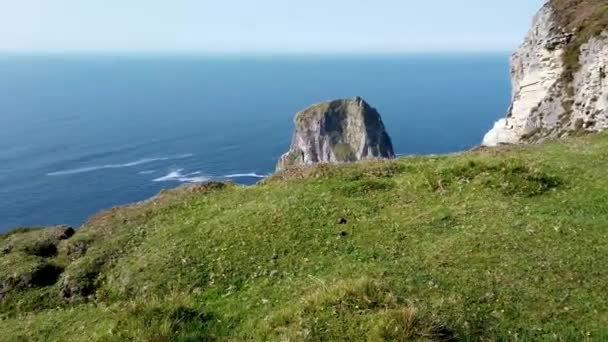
[483,0,608,146]
[276,97,394,171]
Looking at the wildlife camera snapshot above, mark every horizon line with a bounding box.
[0,49,514,57]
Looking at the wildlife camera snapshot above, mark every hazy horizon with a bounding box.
[1,0,544,54]
[0,50,514,56]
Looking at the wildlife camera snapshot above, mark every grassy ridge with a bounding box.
[2,133,608,340]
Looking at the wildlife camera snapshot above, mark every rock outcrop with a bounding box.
[0,226,74,302]
[276,97,394,171]
[483,0,608,146]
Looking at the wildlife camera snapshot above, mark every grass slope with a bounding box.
[2,133,608,341]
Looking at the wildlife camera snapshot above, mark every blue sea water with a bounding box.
[0,54,511,232]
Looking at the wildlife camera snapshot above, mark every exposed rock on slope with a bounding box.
[0,226,74,301]
[276,97,394,171]
[483,0,608,146]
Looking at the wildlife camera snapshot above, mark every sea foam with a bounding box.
[153,169,210,183]
[152,170,268,184]
[47,154,193,176]
[224,173,268,178]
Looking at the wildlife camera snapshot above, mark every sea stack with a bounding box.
[276,97,395,171]
[483,0,608,146]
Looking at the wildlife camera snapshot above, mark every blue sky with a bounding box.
[0,0,545,53]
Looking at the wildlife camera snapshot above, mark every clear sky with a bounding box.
[0,0,545,53]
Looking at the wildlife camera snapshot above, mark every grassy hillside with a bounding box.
[2,133,608,341]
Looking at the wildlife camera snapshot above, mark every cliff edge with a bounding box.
[276,97,395,171]
[484,0,608,146]
[4,132,608,340]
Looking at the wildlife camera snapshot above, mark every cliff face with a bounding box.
[276,97,394,171]
[483,1,608,146]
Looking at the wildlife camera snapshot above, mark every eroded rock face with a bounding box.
[276,97,394,171]
[483,3,608,146]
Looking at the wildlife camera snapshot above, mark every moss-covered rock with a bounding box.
[0,226,74,302]
[276,97,395,171]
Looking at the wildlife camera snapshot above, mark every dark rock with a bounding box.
[60,275,92,301]
[337,218,348,225]
[0,281,9,301]
[20,264,64,288]
[67,240,90,260]
[545,32,573,50]
[55,225,75,240]
[24,239,58,257]
[59,258,105,301]
[1,226,73,258]
[0,263,64,301]
[1,244,12,255]
[18,272,33,288]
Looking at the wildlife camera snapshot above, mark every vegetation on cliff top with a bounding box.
[550,0,608,82]
[2,133,608,340]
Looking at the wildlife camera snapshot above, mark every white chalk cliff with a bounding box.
[483,1,608,146]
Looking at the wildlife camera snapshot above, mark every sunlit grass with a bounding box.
[2,133,608,340]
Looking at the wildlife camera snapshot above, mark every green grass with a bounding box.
[3,133,608,340]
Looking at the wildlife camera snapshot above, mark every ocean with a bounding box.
[0,54,511,232]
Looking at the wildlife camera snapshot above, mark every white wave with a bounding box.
[224,172,268,179]
[138,170,156,175]
[47,154,194,176]
[153,170,210,183]
[182,176,210,183]
[153,170,184,182]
